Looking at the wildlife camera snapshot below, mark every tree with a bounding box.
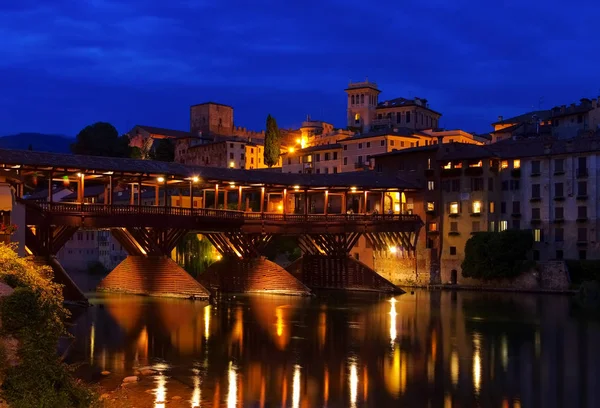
[461,230,534,280]
[151,138,175,162]
[263,114,281,168]
[71,122,130,157]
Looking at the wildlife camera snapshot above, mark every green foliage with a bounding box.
[263,236,301,263]
[87,261,108,276]
[461,230,534,280]
[151,138,175,162]
[71,122,130,157]
[263,114,281,168]
[0,244,96,407]
[175,234,217,277]
[565,260,600,284]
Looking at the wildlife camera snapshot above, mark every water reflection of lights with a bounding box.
[324,366,329,405]
[473,335,482,394]
[227,362,237,408]
[191,369,201,408]
[204,305,211,340]
[292,365,301,408]
[450,350,459,387]
[276,307,284,337]
[318,311,327,349]
[90,324,95,365]
[444,393,452,408]
[535,330,541,358]
[154,372,167,408]
[501,334,508,371]
[389,298,398,345]
[349,359,358,408]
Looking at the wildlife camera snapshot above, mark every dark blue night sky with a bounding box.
[2,0,599,137]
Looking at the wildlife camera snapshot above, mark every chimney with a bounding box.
[498,115,504,122]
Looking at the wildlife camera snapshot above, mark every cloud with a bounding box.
[2,0,600,135]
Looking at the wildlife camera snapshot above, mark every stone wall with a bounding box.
[372,249,433,286]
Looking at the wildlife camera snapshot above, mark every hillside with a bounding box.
[0,133,72,153]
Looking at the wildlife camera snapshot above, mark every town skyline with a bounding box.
[2,0,600,136]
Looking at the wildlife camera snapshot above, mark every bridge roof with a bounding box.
[0,148,420,191]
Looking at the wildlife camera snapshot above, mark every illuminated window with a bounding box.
[427,202,435,211]
[354,113,360,124]
[469,161,482,167]
[428,181,435,191]
[501,160,509,169]
[443,162,452,169]
[428,222,438,232]
[489,201,495,213]
[449,202,459,214]
[499,220,508,231]
[533,229,542,242]
[513,159,521,169]
[472,201,482,213]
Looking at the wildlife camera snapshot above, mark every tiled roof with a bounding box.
[289,144,342,154]
[376,97,442,115]
[339,128,429,142]
[491,110,552,126]
[133,125,194,139]
[550,105,592,119]
[0,148,421,190]
[372,144,439,158]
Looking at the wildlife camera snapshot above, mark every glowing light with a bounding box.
[289,147,295,153]
[192,176,199,183]
[293,185,300,191]
[157,177,165,183]
[229,182,235,188]
[191,370,201,408]
[349,360,358,408]
[501,335,508,371]
[277,204,283,212]
[351,187,357,193]
[296,138,301,144]
[473,335,481,394]
[204,305,211,340]
[324,366,329,404]
[90,324,95,365]
[227,362,237,408]
[472,200,482,214]
[76,172,83,178]
[444,394,452,408]
[292,365,301,408]
[450,350,459,387]
[154,372,167,408]
[229,161,235,168]
[427,356,435,384]
[389,298,397,345]
[389,246,397,254]
[216,254,222,261]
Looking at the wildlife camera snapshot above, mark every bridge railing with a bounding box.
[27,201,421,224]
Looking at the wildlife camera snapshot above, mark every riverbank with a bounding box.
[413,284,577,295]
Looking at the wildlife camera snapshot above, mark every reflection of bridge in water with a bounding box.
[65,291,600,407]
[0,148,423,301]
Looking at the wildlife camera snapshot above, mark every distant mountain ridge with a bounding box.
[0,133,73,153]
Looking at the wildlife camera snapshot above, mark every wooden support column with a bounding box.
[163,178,168,208]
[48,171,53,203]
[363,191,368,214]
[260,187,265,213]
[215,184,219,209]
[380,191,385,213]
[155,185,159,206]
[358,192,362,214]
[304,189,309,215]
[108,175,113,205]
[78,174,85,204]
[137,177,142,207]
[129,183,134,205]
[237,186,243,210]
[324,190,329,215]
[342,191,347,214]
[190,181,194,209]
[103,183,108,206]
[202,189,206,208]
[283,189,287,215]
[223,187,228,209]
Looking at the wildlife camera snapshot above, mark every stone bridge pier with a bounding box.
[97,227,211,299]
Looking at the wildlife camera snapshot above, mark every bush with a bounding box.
[565,260,600,284]
[461,230,534,280]
[0,244,97,407]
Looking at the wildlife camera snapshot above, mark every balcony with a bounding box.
[554,169,565,176]
[465,167,483,176]
[470,212,482,217]
[448,231,460,236]
[552,217,565,224]
[449,212,460,218]
[577,216,588,223]
[530,218,541,225]
[511,168,521,178]
[530,196,541,202]
[511,212,522,218]
[441,168,462,177]
[577,168,589,178]
[553,195,565,202]
[530,171,541,177]
[576,194,588,200]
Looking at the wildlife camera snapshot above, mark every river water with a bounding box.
[64,290,600,407]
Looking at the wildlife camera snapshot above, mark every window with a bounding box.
[531,160,541,174]
[578,206,587,219]
[229,152,234,159]
[324,167,329,174]
[556,250,563,260]
[324,153,329,161]
[531,208,541,220]
[351,95,355,104]
[489,202,495,213]
[501,160,509,169]
[427,202,435,212]
[449,246,457,255]
[366,142,371,148]
[333,152,338,160]
[230,143,234,148]
[512,201,520,214]
[251,158,254,164]
[333,167,338,174]
[287,158,291,165]
[489,221,496,232]
[397,114,402,124]
[380,140,385,146]
[501,202,506,214]
[428,181,435,191]
[499,221,508,231]
[358,143,362,149]
[344,158,348,165]
[578,227,587,242]
[532,184,541,199]
[555,227,564,242]
[451,179,460,192]
[391,140,396,147]
[555,207,564,219]
[513,159,520,169]
[316,154,320,162]
[428,222,438,232]
[472,221,480,232]
[555,182,564,198]
[488,177,494,191]
[344,145,348,150]
[472,201,482,214]
[502,181,509,191]
[354,114,360,125]
[578,181,587,196]
[533,228,542,242]
[361,94,364,104]
[449,202,459,214]
[555,158,564,173]
[471,178,484,191]
[510,180,520,190]
[406,112,411,123]
[316,169,320,174]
